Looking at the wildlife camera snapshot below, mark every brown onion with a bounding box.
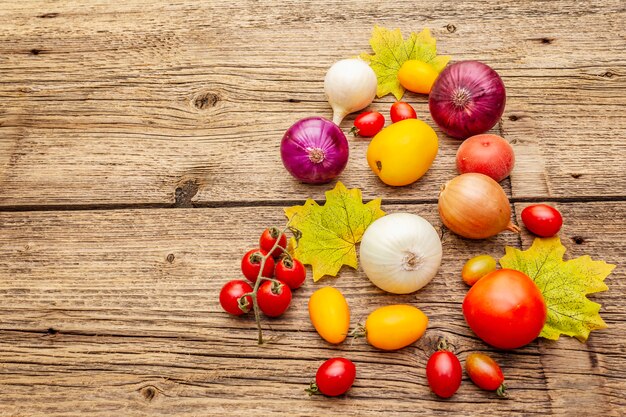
[438,173,520,239]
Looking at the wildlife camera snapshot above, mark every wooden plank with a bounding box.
[514,201,626,416]
[0,202,624,415]
[0,1,624,206]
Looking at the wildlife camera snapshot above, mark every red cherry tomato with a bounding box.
[257,280,292,317]
[351,111,385,137]
[426,347,462,398]
[390,101,417,123]
[310,357,356,397]
[521,204,563,237]
[241,248,275,283]
[275,258,306,289]
[463,269,547,349]
[219,280,253,316]
[466,353,507,396]
[259,227,288,258]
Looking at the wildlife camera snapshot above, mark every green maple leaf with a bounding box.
[359,25,451,100]
[284,182,385,282]
[500,237,615,342]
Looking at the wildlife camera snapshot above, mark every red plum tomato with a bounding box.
[311,357,356,397]
[426,349,462,398]
[521,204,563,237]
[390,102,417,123]
[352,111,385,137]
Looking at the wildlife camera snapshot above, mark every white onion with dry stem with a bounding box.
[438,173,520,239]
[324,59,377,125]
[359,213,442,294]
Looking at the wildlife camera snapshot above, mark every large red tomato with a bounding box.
[462,269,547,349]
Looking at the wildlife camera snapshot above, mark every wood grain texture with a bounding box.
[0,0,624,206]
[0,1,625,416]
[0,202,624,416]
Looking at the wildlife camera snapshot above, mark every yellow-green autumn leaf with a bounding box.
[500,237,615,342]
[284,182,385,281]
[359,26,451,100]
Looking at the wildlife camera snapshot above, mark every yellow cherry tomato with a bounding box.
[462,255,497,286]
[366,119,438,186]
[308,287,350,344]
[365,305,428,350]
[398,60,439,94]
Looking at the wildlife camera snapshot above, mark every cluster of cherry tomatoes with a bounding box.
[351,101,418,137]
[219,227,306,318]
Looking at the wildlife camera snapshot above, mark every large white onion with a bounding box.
[359,213,442,294]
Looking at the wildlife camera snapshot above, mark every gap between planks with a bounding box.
[0,195,625,212]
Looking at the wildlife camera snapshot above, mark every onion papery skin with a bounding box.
[429,61,506,139]
[359,213,442,294]
[438,173,520,239]
[280,117,349,184]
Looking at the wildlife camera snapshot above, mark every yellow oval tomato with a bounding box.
[365,304,428,350]
[308,287,350,344]
[366,119,438,186]
[398,60,439,94]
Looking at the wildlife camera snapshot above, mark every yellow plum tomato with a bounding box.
[365,305,428,350]
[398,60,439,94]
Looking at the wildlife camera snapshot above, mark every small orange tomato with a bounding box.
[398,60,439,94]
[308,287,350,344]
[461,255,497,286]
[365,305,428,350]
[466,353,507,396]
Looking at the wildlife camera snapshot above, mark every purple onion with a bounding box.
[429,61,506,139]
[280,117,349,184]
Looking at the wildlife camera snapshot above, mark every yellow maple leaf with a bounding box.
[284,182,385,281]
[359,25,451,100]
[500,237,615,342]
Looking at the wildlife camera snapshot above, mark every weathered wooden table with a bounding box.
[1,1,624,415]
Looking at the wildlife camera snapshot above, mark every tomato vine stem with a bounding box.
[245,222,298,345]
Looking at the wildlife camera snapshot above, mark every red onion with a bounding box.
[429,61,506,139]
[280,117,349,184]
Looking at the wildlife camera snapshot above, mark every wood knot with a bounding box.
[193,92,220,110]
[446,24,457,33]
[30,48,42,56]
[46,327,58,335]
[601,71,614,78]
[174,179,199,207]
[139,385,158,402]
[286,98,301,103]
[571,173,582,179]
[540,37,553,44]
[509,115,519,121]
[166,253,175,263]
[572,236,585,245]
[38,12,59,18]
